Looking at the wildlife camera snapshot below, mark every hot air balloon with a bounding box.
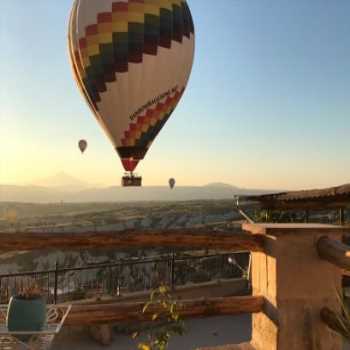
[69,0,195,186]
[78,139,88,153]
[169,178,176,189]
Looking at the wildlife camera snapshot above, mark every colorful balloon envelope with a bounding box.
[68,0,195,173]
[78,139,88,153]
[169,178,176,189]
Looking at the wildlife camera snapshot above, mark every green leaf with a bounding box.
[132,332,139,339]
[159,285,168,295]
[143,302,151,313]
[150,290,157,301]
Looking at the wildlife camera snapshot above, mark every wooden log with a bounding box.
[317,236,350,270]
[88,324,114,346]
[320,307,349,339]
[65,295,264,326]
[0,229,264,252]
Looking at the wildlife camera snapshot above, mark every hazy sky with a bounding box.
[1,0,350,189]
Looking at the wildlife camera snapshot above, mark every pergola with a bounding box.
[237,183,350,225]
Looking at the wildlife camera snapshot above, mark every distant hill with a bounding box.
[0,182,278,203]
[205,183,241,190]
[0,185,62,203]
[31,172,90,191]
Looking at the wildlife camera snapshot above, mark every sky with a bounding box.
[1,0,350,190]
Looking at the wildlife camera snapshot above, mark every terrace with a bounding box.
[1,214,350,349]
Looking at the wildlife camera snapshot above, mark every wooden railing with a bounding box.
[0,252,248,304]
[1,224,349,349]
[66,295,264,326]
[0,229,264,252]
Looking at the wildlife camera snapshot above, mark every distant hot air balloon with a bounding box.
[169,178,176,189]
[68,0,195,185]
[78,139,88,153]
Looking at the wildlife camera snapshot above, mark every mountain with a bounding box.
[75,185,275,202]
[205,183,240,190]
[31,172,90,191]
[0,182,277,203]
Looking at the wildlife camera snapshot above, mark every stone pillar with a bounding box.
[245,223,344,350]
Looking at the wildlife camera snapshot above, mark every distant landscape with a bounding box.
[0,200,241,234]
[0,172,279,274]
[0,200,244,275]
[0,172,279,203]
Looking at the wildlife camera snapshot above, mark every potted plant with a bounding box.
[6,282,47,340]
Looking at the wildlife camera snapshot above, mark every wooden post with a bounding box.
[222,223,347,350]
[317,236,350,270]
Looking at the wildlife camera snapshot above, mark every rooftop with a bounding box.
[240,183,350,210]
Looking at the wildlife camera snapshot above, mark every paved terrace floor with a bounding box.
[52,315,251,350]
[51,315,350,350]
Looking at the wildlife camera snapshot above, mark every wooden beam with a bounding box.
[0,229,264,252]
[317,236,350,270]
[320,307,349,339]
[65,295,264,326]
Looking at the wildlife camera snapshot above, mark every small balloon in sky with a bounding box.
[169,178,176,189]
[68,0,195,179]
[78,139,88,154]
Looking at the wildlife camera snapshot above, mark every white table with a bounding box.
[0,305,71,350]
